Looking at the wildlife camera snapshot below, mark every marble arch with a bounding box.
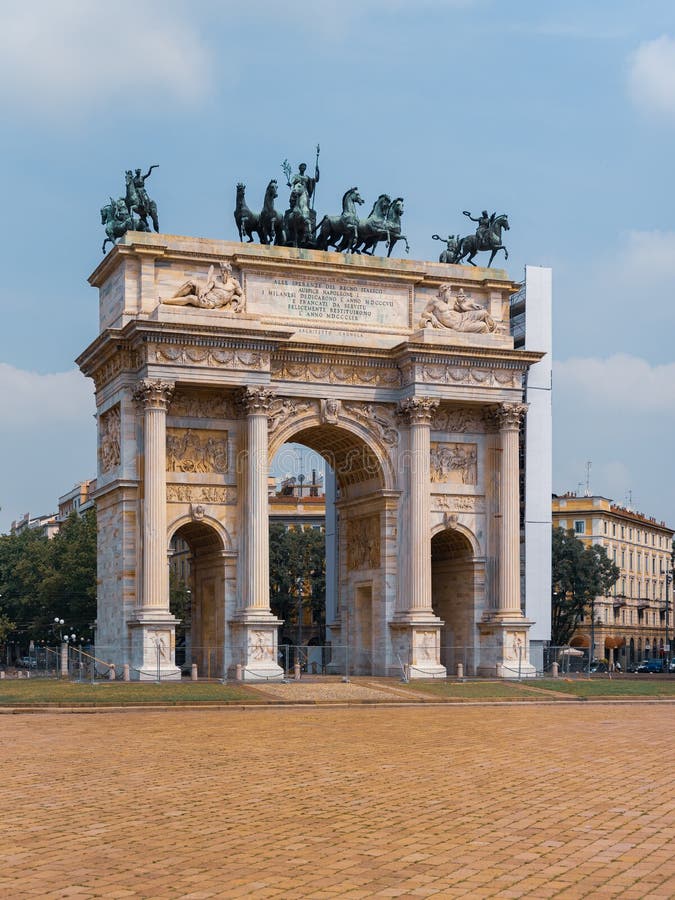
[78,234,545,679]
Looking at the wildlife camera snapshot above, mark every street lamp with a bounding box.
[661,563,672,670]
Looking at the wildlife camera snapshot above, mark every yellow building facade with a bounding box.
[552,494,674,666]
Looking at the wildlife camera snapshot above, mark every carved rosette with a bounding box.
[397,396,439,426]
[491,402,528,431]
[237,386,276,416]
[133,378,175,410]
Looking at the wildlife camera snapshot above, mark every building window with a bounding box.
[604,521,608,534]
[612,523,616,536]
[574,520,585,535]
[637,554,641,572]
[621,526,625,539]
[629,552,633,570]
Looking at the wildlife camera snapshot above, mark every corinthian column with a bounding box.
[398,397,439,612]
[494,402,528,615]
[133,378,175,610]
[240,386,276,611]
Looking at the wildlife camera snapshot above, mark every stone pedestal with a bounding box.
[129,615,181,681]
[478,617,536,678]
[230,614,283,682]
[391,619,446,679]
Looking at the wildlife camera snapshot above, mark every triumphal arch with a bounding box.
[78,232,543,679]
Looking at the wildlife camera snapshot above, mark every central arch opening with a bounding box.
[431,527,478,674]
[169,520,226,678]
[269,421,388,675]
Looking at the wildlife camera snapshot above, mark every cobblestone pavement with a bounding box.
[2,705,674,899]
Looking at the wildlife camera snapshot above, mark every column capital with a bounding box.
[491,402,528,431]
[132,378,175,410]
[237,385,276,416]
[396,396,439,425]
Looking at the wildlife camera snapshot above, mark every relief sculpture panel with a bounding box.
[166,428,228,473]
[346,515,380,570]
[99,405,121,473]
[430,442,477,485]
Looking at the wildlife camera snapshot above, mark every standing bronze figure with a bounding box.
[457,211,510,267]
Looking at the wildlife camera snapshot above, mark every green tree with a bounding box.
[551,527,620,646]
[0,510,97,650]
[269,524,326,642]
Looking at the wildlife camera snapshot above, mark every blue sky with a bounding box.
[2,0,675,531]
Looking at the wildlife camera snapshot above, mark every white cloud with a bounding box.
[555,354,675,413]
[0,364,94,427]
[0,0,213,113]
[628,35,675,118]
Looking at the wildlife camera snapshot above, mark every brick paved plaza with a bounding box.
[2,704,674,898]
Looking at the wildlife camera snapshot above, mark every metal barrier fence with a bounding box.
[2,642,653,682]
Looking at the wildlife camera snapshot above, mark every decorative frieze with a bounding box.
[432,495,485,514]
[402,362,521,388]
[346,515,380,570]
[166,484,236,504]
[99,405,121,473]
[169,389,236,420]
[342,401,399,445]
[271,357,401,387]
[430,442,477,485]
[166,428,228,473]
[151,344,267,371]
[93,349,142,392]
[430,407,485,433]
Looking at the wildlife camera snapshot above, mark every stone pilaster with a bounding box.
[391,397,446,678]
[479,402,535,677]
[128,378,180,680]
[231,386,283,681]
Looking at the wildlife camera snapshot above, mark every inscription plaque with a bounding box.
[245,271,410,330]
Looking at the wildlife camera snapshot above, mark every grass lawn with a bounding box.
[0,679,262,706]
[400,680,556,701]
[535,678,675,698]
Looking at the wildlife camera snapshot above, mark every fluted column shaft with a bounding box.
[399,398,438,612]
[495,403,528,615]
[241,387,275,611]
[133,379,174,610]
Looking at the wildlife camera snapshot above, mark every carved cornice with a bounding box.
[237,386,276,415]
[396,397,439,426]
[133,378,175,410]
[92,348,142,392]
[490,402,528,430]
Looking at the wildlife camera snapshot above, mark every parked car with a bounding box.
[644,659,665,673]
[589,661,608,673]
[17,656,37,669]
[669,660,675,674]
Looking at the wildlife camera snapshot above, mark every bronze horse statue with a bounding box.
[259,179,286,246]
[353,194,391,255]
[457,214,509,267]
[124,170,159,233]
[234,183,262,243]
[284,181,314,248]
[315,187,364,253]
[100,197,140,254]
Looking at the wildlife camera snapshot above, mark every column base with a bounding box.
[128,615,181,681]
[230,612,284,682]
[390,615,446,680]
[477,615,536,678]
